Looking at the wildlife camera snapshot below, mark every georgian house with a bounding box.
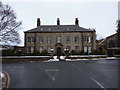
[24,18,96,54]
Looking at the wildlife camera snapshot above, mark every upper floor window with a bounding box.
[88,36,91,43]
[84,36,91,43]
[75,36,79,43]
[27,37,34,43]
[47,36,52,43]
[39,36,43,43]
[27,37,30,43]
[31,37,34,43]
[56,36,61,43]
[66,36,71,43]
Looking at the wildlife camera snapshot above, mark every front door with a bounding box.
[55,43,63,57]
[56,47,62,57]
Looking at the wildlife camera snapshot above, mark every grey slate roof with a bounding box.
[24,25,95,33]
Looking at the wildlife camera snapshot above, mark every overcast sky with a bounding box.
[2,0,119,46]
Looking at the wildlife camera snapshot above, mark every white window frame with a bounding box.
[47,46,51,53]
[31,47,34,53]
[31,37,34,43]
[56,36,61,43]
[88,46,91,53]
[47,36,52,43]
[27,37,30,43]
[88,36,91,43]
[39,46,43,53]
[84,46,87,53]
[75,36,79,43]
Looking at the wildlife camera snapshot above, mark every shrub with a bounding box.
[40,50,50,56]
[70,50,84,55]
[2,49,15,56]
[92,50,105,55]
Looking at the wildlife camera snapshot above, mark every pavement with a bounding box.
[2,58,119,88]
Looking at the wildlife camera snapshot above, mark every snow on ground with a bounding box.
[45,55,117,62]
[3,56,50,58]
[65,58,106,61]
[0,72,5,78]
[47,56,66,62]
[107,57,116,59]
[48,56,59,61]
[69,55,106,57]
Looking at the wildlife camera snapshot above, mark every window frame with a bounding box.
[75,36,79,43]
[47,36,52,43]
[56,36,61,43]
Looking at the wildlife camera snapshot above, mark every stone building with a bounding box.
[98,33,120,56]
[24,18,96,55]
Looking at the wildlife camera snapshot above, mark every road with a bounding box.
[2,59,119,88]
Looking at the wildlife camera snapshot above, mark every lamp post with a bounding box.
[50,49,54,59]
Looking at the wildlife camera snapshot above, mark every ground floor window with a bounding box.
[75,46,80,52]
[39,46,43,53]
[84,46,91,53]
[84,46,87,53]
[66,46,71,51]
[47,46,51,53]
[88,46,91,53]
[27,47,34,53]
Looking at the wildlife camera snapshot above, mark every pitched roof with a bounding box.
[24,25,95,33]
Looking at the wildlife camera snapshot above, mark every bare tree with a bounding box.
[117,20,120,47]
[0,1,22,45]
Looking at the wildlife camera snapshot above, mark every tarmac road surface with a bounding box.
[2,59,119,88]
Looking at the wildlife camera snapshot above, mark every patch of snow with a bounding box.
[60,56,65,59]
[47,56,66,62]
[69,55,106,57]
[0,72,5,78]
[107,57,116,59]
[47,56,59,62]
[3,56,50,58]
[65,58,108,61]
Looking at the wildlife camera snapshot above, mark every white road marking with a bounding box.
[91,77,106,90]
[45,69,59,72]
[45,69,59,81]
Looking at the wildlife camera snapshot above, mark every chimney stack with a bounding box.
[57,18,60,25]
[37,18,41,27]
[75,18,79,25]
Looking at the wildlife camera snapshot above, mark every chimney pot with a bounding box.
[75,18,79,25]
[37,18,41,27]
[57,18,60,25]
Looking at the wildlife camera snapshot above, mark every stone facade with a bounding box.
[98,33,120,56]
[24,18,96,54]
